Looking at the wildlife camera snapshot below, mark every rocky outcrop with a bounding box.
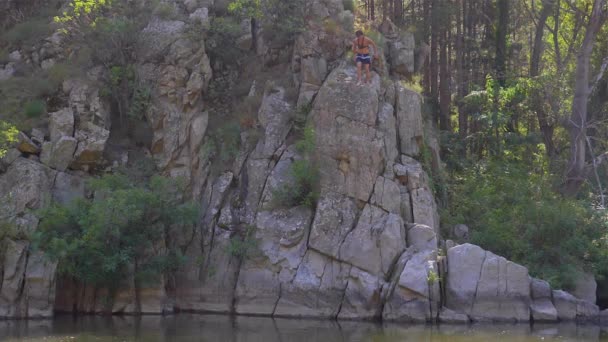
[138,17,212,197]
[0,0,600,323]
[445,243,531,322]
[444,243,598,323]
[530,278,558,322]
[388,32,415,77]
[0,158,58,318]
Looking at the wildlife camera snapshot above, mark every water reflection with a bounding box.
[1,314,607,341]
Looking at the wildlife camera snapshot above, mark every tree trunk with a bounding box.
[562,0,607,197]
[457,0,467,142]
[495,0,508,86]
[439,28,451,131]
[530,0,557,158]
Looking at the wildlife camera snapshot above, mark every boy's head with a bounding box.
[355,30,363,37]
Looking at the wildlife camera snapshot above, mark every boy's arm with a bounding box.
[352,40,357,53]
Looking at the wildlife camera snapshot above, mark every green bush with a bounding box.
[23,99,46,118]
[207,16,244,64]
[34,172,199,290]
[343,0,355,12]
[2,18,52,47]
[442,160,608,289]
[273,125,319,209]
[226,226,258,259]
[154,2,176,20]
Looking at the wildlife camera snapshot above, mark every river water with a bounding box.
[1,314,607,341]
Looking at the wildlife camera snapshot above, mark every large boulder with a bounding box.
[406,224,437,251]
[445,243,531,322]
[49,108,74,142]
[40,136,77,171]
[0,158,54,222]
[388,32,415,77]
[530,278,558,322]
[552,290,599,322]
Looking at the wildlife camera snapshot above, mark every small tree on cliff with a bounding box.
[34,172,199,294]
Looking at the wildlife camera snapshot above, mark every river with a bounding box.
[1,314,607,341]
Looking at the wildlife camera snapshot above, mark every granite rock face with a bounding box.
[0,0,597,323]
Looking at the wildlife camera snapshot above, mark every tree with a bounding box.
[561,0,607,197]
[35,173,199,298]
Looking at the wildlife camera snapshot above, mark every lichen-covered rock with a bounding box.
[71,122,109,170]
[0,158,54,222]
[40,136,77,171]
[49,108,74,142]
[16,132,40,154]
[446,243,531,322]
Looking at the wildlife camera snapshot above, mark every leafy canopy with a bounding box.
[34,173,199,289]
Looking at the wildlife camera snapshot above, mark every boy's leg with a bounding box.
[356,61,363,84]
[365,63,371,83]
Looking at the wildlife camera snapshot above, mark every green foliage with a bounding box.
[2,18,53,47]
[0,70,63,130]
[54,0,113,28]
[273,125,319,209]
[0,121,19,158]
[34,172,199,290]
[427,269,439,285]
[227,0,305,45]
[342,0,355,12]
[154,2,176,20]
[295,125,316,154]
[226,226,258,259]
[215,122,241,163]
[228,0,262,19]
[206,16,244,64]
[23,99,46,118]
[442,160,608,289]
[127,86,152,120]
[292,103,312,132]
[200,120,242,176]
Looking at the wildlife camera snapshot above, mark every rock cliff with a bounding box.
[0,0,600,324]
